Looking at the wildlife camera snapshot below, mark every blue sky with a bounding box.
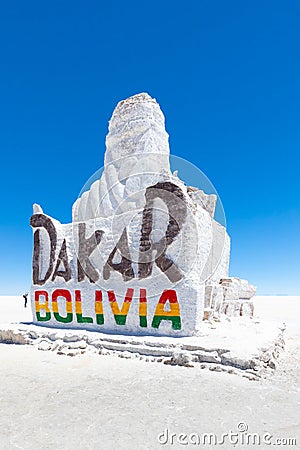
[0,0,300,295]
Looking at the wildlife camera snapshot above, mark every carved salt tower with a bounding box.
[30,93,256,337]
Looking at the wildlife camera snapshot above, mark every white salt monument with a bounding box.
[30,93,256,337]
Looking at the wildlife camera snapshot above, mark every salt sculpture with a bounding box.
[30,93,256,336]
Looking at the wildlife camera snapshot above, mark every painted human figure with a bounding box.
[23,293,28,308]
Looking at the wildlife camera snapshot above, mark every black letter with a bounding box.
[138,182,187,282]
[52,239,72,282]
[103,228,134,282]
[77,223,104,283]
[30,214,57,285]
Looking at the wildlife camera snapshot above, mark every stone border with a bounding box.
[0,319,285,381]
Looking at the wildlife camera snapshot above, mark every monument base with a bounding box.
[0,317,285,380]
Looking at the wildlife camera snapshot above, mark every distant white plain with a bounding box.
[0,295,299,449]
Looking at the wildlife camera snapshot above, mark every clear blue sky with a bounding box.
[1,1,299,295]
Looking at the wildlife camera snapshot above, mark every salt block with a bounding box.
[29,93,255,337]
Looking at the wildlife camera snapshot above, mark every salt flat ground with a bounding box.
[0,296,299,450]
